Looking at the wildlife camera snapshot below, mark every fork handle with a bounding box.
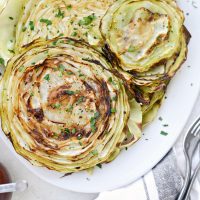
[184,162,200,200]
[177,151,192,200]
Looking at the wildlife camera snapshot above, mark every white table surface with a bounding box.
[0,93,200,200]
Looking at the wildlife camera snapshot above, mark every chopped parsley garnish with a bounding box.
[53,133,58,138]
[8,49,15,54]
[94,111,100,118]
[55,8,65,18]
[158,116,163,121]
[71,31,77,37]
[22,27,27,32]
[91,149,98,156]
[44,74,50,81]
[52,40,58,45]
[66,105,73,112]
[29,21,34,30]
[18,66,25,72]
[64,128,70,135]
[79,73,84,77]
[30,92,34,97]
[67,39,75,45]
[72,128,76,134]
[108,77,113,83]
[108,77,116,85]
[78,13,96,26]
[160,131,168,136]
[65,90,75,95]
[52,103,61,109]
[9,16,14,20]
[112,96,117,101]
[90,117,96,132]
[84,32,88,37]
[66,4,72,10]
[127,46,135,52]
[77,96,85,104]
[163,124,169,127]
[40,18,52,26]
[0,57,5,65]
[58,64,65,74]
[96,163,102,169]
[59,33,64,37]
[66,71,73,75]
[77,134,82,140]
[90,112,100,133]
[110,108,116,113]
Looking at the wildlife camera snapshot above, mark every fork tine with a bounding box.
[190,117,200,135]
[194,124,200,136]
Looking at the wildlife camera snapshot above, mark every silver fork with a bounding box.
[177,116,200,200]
[184,144,200,200]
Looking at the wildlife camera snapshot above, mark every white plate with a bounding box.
[0,0,200,193]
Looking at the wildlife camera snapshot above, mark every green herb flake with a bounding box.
[18,66,25,72]
[55,8,65,18]
[65,90,75,95]
[90,117,96,126]
[64,128,70,135]
[158,116,163,121]
[8,49,15,54]
[67,39,75,45]
[9,16,14,20]
[66,4,72,10]
[160,131,168,136]
[94,111,100,119]
[58,64,65,73]
[128,46,136,52]
[77,134,82,140]
[91,149,98,156]
[44,74,50,81]
[52,103,61,109]
[108,77,112,83]
[78,13,96,26]
[112,96,117,101]
[71,31,77,37]
[66,105,73,112]
[72,128,76,134]
[90,117,96,133]
[66,71,73,75]
[40,18,52,26]
[30,92,34,97]
[96,163,102,169]
[108,77,116,85]
[22,27,27,32]
[0,57,5,65]
[163,124,169,127]
[53,133,58,138]
[77,96,85,104]
[90,111,100,133]
[110,108,116,113]
[79,73,85,77]
[29,21,34,30]
[52,40,58,46]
